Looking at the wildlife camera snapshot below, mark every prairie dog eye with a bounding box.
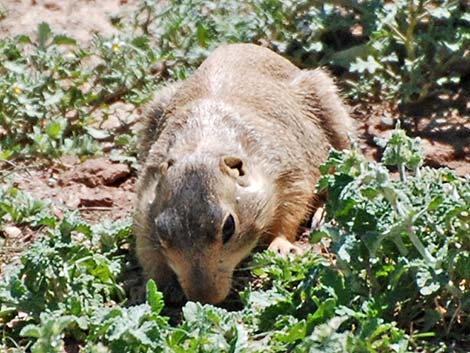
[222,214,235,244]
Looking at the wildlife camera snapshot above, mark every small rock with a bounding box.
[2,225,22,239]
[380,116,395,129]
[61,158,130,187]
[100,115,122,131]
[101,163,131,186]
[47,177,57,187]
[44,2,62,11]
[420,139,455,168]
[79,188,114,207]
[100,102,137,130]
[351,24,363,36]
[58,155,80,168]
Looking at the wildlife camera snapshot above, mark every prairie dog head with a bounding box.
[147,152,273,304]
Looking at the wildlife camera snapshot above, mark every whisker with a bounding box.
[135,245,161,251]
[233,265,257,271]
[132,222,150,231]
[134,233,157,243]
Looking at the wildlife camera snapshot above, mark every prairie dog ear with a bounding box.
[220,156,246,179]
[159,159,175,176]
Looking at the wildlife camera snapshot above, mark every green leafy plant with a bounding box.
[316,128,470,342]
[0,187,50,226]
[132,0,470,105]
[0,22,161,161]
[0,207,129,347]
[346,1,470,104]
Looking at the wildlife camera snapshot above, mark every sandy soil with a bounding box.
[354,93,470,176]
[0,0,138,43]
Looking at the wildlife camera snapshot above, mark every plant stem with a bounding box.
[407,225,435,264]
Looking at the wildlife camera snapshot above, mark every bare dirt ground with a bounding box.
[355,92,470,176]
[0,0,469,285]
[8,157,135,222]
[0,0,138,42]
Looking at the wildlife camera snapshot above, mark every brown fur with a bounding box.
[134,43,355,304]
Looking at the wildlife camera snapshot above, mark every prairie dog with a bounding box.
[134,43,354,304]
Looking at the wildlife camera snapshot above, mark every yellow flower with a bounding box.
[13,86,22,94]
[112,43,120,52]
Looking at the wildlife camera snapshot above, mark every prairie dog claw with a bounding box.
[268,236,303,257]
[311,207,326,230]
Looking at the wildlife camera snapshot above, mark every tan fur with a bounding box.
[134,43,355,304]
